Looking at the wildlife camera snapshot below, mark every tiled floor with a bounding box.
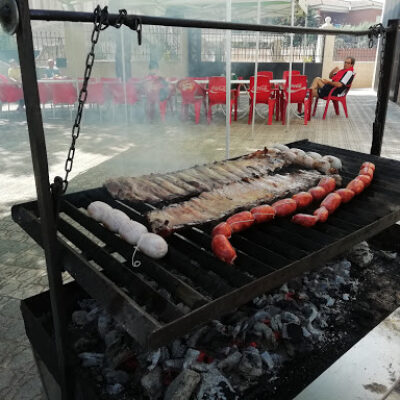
[1,90,400,399]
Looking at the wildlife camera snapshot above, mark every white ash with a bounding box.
[347,241,374,267]
[72,253,361,398]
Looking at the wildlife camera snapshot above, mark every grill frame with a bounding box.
[12,140,400,350]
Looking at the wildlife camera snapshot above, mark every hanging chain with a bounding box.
[370,23,386,128]
[51,6,142,196]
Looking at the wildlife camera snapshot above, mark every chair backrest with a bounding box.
[100,77,119,82]
[84,82,105,105]
[257,71,273,80]
[52,82,77,105]
[177,78,205,102]
[284,75,308,103]
[0,83,23,102]
[249,76,272,102]
[335,72,356,98]
[38,82,52,104]
[208,77,227,103]
[282,70,301,81]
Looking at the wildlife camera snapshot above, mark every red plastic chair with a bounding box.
[207,77,238,124]
[100,77,119,82]
[257,71,273,80]
[312,74,355,120]
[176,78,207,124]
[282,70,301,81]
[0,83,23,110]
[247,76,276,125]
[51,82,77,119]
[280,75,311,125]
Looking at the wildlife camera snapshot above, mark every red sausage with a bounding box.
[313,206,329,222]
[347,178,365,195]
[211,235,237,265]
[250,205,276,224]
[308,186,327,202]
[335,188,355,203]
[272,198,297,217]
[361,162,375,171]
[357,174,372,187]
[226,211,255,233]
[212,222,232,238]
[292,192,313,209]
[318,177,336,193]
[359,167,374,178]
[321,193,342,214]
[291,214,318,227]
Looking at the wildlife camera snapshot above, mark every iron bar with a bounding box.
[371,19,399,156]
[28,9,374,36]
[15,0,71,398]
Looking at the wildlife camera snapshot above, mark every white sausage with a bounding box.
[282,149,297,162]
[306,151,322,160]
[87,201,112,222]
[102,208,129,232]
[272,144,289,152]
[296,154,315,169]
[119,220,148,245]
[313,158,332,174]
[322,155,342,171]
[137,233,168,259]
[290,148,306,157]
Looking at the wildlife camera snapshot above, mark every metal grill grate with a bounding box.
[12,140,400,350]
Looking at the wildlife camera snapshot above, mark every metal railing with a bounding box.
[32,30,65,65]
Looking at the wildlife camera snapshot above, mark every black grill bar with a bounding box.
[12,141,400,349]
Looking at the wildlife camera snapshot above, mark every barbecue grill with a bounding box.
[2,0,400,397]
[12,139,400,350]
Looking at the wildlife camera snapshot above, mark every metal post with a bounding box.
[15,0,72,398]
[225,0,231,159]
[371,19,399,156]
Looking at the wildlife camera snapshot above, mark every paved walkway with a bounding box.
[1,89,400,399]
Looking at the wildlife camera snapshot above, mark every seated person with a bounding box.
[310,57,355,99]
[43,58,60,78]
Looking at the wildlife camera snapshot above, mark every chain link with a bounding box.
[56,6,137,194]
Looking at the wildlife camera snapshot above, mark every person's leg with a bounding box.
[310,77,325,98]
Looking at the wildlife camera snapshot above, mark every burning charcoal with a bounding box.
[252,322,276,348]
[348,241,374,267]
[170,339,187,359]
[158,288,172,300]
[378,250,398,260]
[253,295,268,308]
[321,294,335,307]
[284,341,296,357]
[98,313,113,339]
[260,350,275,370]
[107,344,137,371]
[264,305,282,318]
[78,298,98,311]
[141,366,163,399]
[187,326,209,348]
[217,351,242,371]
[270,315,282,332]
[106,383,124,396]
[281,323,303,343]
[279,283,289,293]
[87,307,101,322]
[302,327,312,339]
[163,359,184,370]
[176,303,191,315]
[74,336,98,353]
[281,311,300,325]
[78,352,104,368]
[190,361,215,373]
[104,330,123,348]
[104,369,130,385]
[196,369,238,400]
[72,310,89,326]
[342,293,350,301]
[148,347,170,371]
[211,320,228,335]
[238,347,263,378]
[164,369,201,400]
[183,349,201,369]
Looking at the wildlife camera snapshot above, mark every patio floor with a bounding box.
[1,89,400,399]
